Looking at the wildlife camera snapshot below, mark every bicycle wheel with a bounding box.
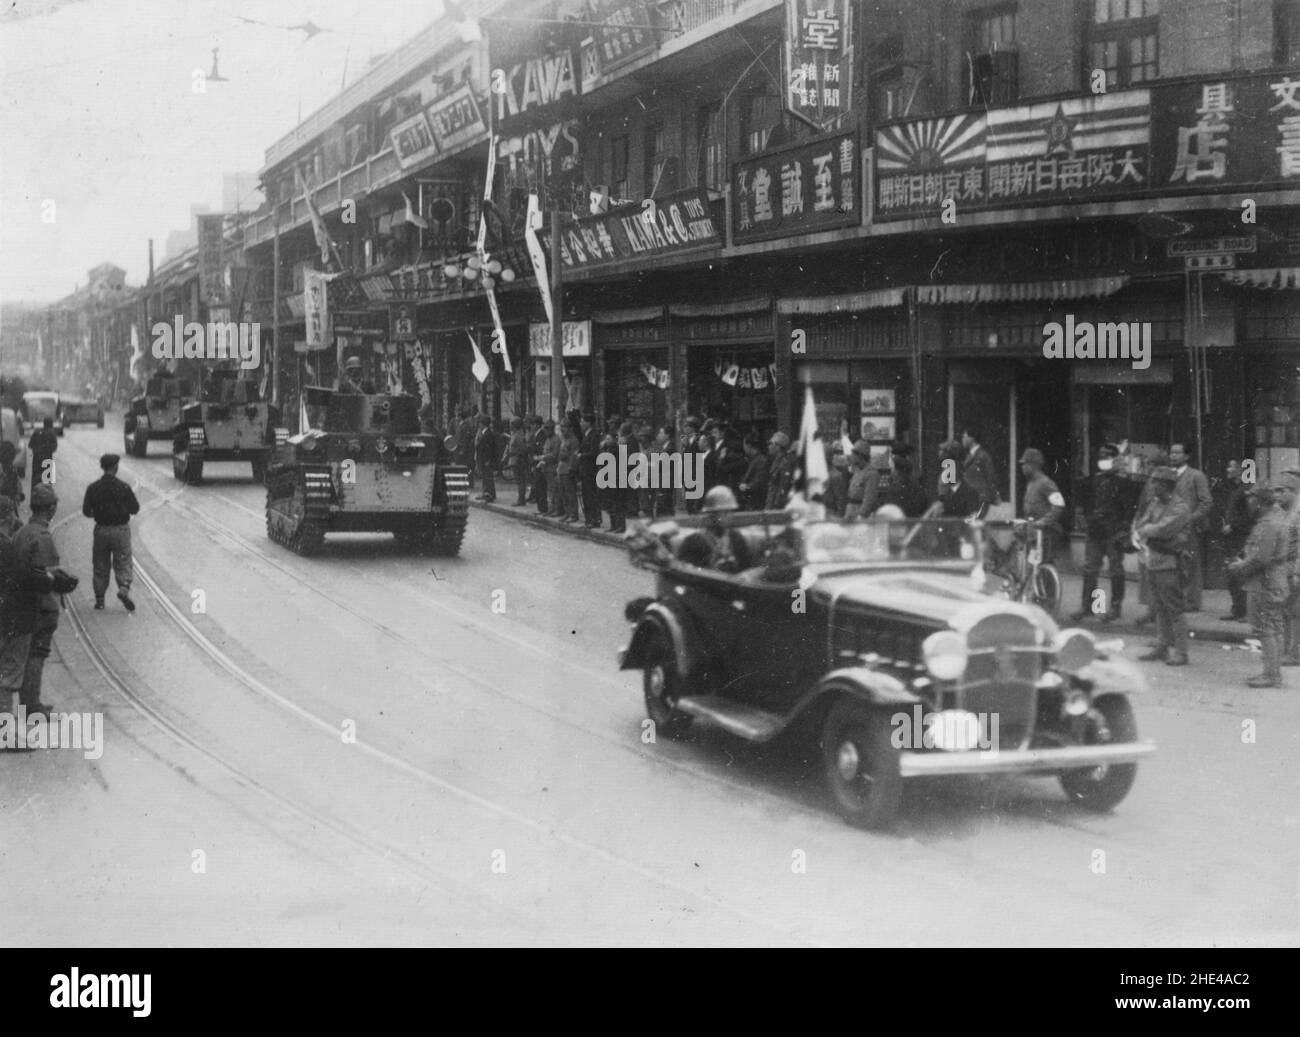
[1032,564,1062,616]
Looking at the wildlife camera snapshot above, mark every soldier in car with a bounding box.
[676,487,756,573]
[339,355,376,394]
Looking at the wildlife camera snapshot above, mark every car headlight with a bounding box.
[1053,628,1095,675]
[922,630,968,682]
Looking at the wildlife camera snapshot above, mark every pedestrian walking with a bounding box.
[28,418,57,497]
[1217,459,1256,621]
[765,431,796,510]
[1228,481,1290,688]
[81,453,140,610]
[1072,443,1135,622]
[474,416,497,502]
[1168,442,1213,611]
[557,420,580,523]
[506,418,530,506]
[1133,467,1191,667]
[578,414,602,528]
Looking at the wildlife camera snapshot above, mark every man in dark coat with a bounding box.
[738,434,769,511]
[1072,442,1134,622]
[1168,442,1213,611]
[81,453,140,610]
[960,424,1001,512]
[1134,467,1191,667]
[1217,459,1256,621]
[456,407,477,489]
[474,416,497,502]
[578,414,602,528]
[28,418,57,498]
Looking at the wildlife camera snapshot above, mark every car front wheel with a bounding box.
[641,628,691,740]
[821,698,902,830]
[1058,694,1138,811]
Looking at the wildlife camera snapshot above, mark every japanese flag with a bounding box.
[799,383,829,499]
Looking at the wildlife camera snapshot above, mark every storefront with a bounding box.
[673,298,775,439]
[528,320,592,421]
[592,305,670,429]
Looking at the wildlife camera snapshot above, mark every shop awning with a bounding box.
[591,304,662,324]
[778,289,905,315]
[669,297,769,318]
[1221,267,1300,289]
[914,276,1129,305]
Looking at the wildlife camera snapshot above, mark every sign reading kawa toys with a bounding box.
[733,131,859,243]
[541,188,720,271]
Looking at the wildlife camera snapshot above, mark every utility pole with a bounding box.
[549,207,564,422]
[272,210,281,408]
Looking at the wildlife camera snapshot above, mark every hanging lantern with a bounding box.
[500,268,516,283]
[443,263,460,278]
[462,266,478,280]
[482,275,495,289]
[487,259,502,275]
[467,256,482,271]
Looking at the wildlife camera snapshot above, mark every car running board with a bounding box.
[674,696,784,742]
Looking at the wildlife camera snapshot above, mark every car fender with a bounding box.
[804,666,921,715]
[621,601,703,678]
[1077,650,1148,699]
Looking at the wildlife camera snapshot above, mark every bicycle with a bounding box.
[983,518,1062,617]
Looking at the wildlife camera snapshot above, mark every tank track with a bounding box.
[266,467,332,556]
[428,466,470,556]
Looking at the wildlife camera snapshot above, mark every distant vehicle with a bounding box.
[21,391,63,436]
[265,387,469,556]
[60,395,105,429]
[173,369,280,484]
[0,407,26,477]
[124,376,195,457]
[619,513,1155,830]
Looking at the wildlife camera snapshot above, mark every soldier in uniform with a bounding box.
[843,440,881,520]
[1018,448,1067,564]
[339,355,376,394]
[1168,442,1213,611]
[1276,470,1300,667]
[765,431,796,510]
[12,485,74,714]
[1228,481,1291,688]
[675,487,755,573]
[1133,467,1191,667]
[1218,459,1257,621]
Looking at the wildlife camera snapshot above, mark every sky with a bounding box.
[0,0,450,302]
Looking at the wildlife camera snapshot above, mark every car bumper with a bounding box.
[899,740,1156,778]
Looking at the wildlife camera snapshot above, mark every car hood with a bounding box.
[809,565,1055,632]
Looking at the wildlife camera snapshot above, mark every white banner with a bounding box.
[303,269,329,350]
[524,193,554,329]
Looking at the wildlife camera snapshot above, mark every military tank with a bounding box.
[173,369,281,484]
[265,386,468,556]
[124,375,195,458]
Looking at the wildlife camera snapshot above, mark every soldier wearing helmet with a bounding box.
[675,486,755,573]
[339,355,376,394]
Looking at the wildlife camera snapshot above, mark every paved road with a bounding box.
[2,417,1297,946]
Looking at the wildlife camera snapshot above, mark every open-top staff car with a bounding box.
[21,391,63,435]
[60,395,105,429]
[619,511,1155,829]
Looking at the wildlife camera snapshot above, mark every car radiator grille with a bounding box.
[959,612,1044,751]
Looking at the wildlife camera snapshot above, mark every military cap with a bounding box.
[344,355,362,370]
[769,431,791,448]
[100,452,121,470]
[850,439,872,460]
[1149,466,1178,483]
[1018,448,1045,466]
[30,484,58,509]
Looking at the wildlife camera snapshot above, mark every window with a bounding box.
[970,4,1016,53]
[610,134,630,200]
[1277,0,1300,64]
[644,122,665,195]
[741,93,779,155]
[698,104,724,191]
[1089,0,1158,89]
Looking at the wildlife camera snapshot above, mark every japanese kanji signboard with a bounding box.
[875,92,1150,219]
[197,213,226,305]
[874,69,1300,221]
[1150,71,1300,192]
[733,131,860,243]
[540,188,720,272]
[785,0,853,127]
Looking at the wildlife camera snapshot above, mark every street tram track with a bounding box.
[60,593,520,924]
[67,461,818,943]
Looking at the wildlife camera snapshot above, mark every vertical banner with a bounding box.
[303,269,329,350]
[466,331,490,383]
[524,192,554,328]
[485,286,511,373]
[197,213,226,304]
[785,0,852,128]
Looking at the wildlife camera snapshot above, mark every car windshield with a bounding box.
[800,518,981,565]
[25,396,57,419]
